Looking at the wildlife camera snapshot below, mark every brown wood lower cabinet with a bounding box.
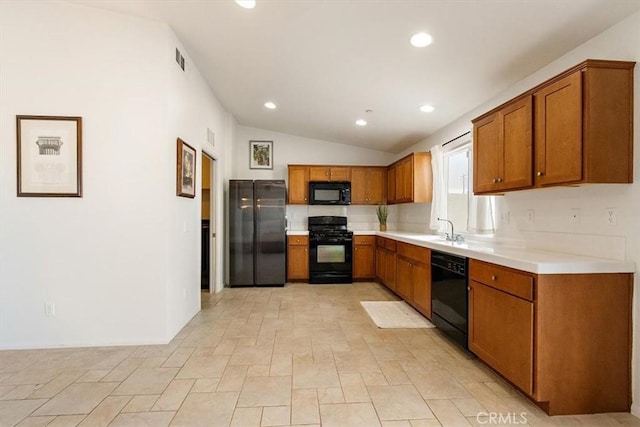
[375,237,396,291]
[395,256,413,301]
[353,235,375,279]
[469,278,534,395]
[469,259,632,415]
[396,242,431,318]
[287,235,308,281]
[375,238,431,319]
[409,261,431,318]
[374,237,632,415]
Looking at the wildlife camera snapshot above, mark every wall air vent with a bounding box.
[207,128,215,147]
[175,48,185,71]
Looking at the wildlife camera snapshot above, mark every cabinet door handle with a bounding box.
[497,178,503,183]
[491,275,497,280]
[537,171,544,177]
[492,178,497,183]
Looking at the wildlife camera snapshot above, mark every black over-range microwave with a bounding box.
[309,181,351,205]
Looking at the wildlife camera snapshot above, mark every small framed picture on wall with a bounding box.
[176,138,196,198]
[249,140,273,170]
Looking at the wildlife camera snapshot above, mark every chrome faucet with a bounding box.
[437,217,464,242]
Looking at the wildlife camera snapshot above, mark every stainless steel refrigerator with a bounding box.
[229,180,286,287]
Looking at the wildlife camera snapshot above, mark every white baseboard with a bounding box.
[631,402,640,418]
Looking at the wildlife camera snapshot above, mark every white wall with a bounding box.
[164,32,234,336]
[0,1,234,348]
[232,126,435,234]
[233,125,395,243]
[401,11,640,415]
[234,126,394,180]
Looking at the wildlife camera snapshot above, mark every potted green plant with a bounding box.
[376,204,388,231]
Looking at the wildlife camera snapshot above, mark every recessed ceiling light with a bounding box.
[355,119,367,126]
[410,32,433,48]
[235,0,256,9]
[264,102,276,109]
[420,104,435,113]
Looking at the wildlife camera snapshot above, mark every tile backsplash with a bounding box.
[285,203,432,233]
[286,205,377,231]
[395,203,432,233]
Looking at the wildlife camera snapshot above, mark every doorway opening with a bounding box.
[201,153,215,293]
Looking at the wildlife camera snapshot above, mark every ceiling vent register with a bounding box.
[175,48,185,71]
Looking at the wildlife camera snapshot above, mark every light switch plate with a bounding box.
[45,302,55,317]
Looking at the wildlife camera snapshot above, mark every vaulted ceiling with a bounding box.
[73,0,640,153]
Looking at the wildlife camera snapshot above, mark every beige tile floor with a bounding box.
[1,282,639,426]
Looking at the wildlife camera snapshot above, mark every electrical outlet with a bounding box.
[501,211,510,225]
[527,209,535,224]
[570,208,581,225]
[45,302,55,317]
[606,208,617,226]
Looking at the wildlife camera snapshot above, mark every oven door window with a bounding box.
[317,245,345,263]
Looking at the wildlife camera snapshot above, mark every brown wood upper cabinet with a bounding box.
[386,164,396,203]
[288,164,385,205]
[387,152,433,204]
[309,166,351,181]
[473,96,533,194]
[351,167,386,205]
[534,61,634,186]
[288,153,430,206]
[472,59,635,195]
[287,166,309,204]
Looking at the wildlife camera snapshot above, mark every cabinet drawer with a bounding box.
[287,235,309,246]
[354,235,375,245]
[469,259,534,301]
[384,239,397,252]
[376,236,386,247]
[397,242,430,263]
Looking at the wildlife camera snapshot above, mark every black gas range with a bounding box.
[308,216,353,284]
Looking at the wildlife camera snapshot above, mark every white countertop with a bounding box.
[378,231,635,275]
[287,230,375,235]
[286,229,634,274]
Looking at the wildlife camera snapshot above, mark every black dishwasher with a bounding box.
[431,251,469,349]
